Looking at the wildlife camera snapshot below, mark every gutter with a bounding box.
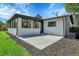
[16,18,18,36]
[62,17,65,37]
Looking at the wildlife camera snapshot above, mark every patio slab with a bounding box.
[9,33,79,56]
[18,35,63,50]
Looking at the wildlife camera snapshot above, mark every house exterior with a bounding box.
[7,14,75,37]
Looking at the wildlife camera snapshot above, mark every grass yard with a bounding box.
[0,31,31,56]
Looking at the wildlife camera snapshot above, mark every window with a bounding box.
[8,22,11,28]
[33,21,39,28]
[12,20,16,28]
[8,19,17,28]
[9,20,16,28]
[22,19,31,28]
[10,20,14,28]
[48,21,56,27]
[11,21,13,28]
[14,19,16,28]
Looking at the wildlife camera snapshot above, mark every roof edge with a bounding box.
[7,13,43,22]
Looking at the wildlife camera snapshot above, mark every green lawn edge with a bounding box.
[0,31,31,56]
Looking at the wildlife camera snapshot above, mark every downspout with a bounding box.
[62,17,65,37]
[16,18,18,36]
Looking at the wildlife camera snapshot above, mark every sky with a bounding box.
[0,3,67,22]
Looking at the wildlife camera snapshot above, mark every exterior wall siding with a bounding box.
[17,18,41,36]
[44,18,64,36]
[8,19,17,35]
[18,28,41,36]
[8,28,17,35]
[8,15,73,37]
[64,16,73,37]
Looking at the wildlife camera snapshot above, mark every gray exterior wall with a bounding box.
[17,17,41,36]
[8,14,73,37]
[44,18,64,36]
[8,19,17,35]
[63,16,72,37]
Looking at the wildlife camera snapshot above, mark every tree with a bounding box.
[0,21,7,31]
[35,14,42,19]
[65,3,79,26]
[65,3,79,13]
[0,21,4,25]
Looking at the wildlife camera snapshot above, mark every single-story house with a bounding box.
[7,13,78,37]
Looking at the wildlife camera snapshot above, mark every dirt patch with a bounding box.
[43,38,79,56]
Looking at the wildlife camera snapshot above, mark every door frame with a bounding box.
[40,21,43,33]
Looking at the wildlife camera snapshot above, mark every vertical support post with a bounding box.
[40,20,43,33]
[16,18,18,36]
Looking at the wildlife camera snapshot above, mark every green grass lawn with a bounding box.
[0,31,31,56]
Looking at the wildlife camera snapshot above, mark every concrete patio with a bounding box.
[18,35,63,50]
[9,33,79,56]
